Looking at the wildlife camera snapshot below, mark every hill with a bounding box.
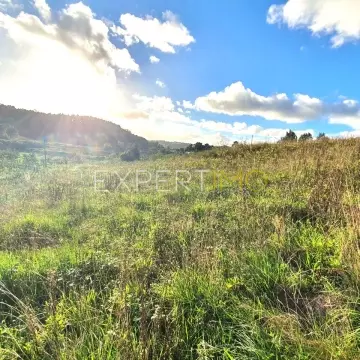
[0,104,148,151]
[152,140,190,150]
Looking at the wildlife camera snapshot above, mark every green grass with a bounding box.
[1,139,360,359]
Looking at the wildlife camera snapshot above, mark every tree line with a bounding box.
[280,130,327,142]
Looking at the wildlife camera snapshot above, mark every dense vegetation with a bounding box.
[152,140,190,150]
[185,142,214,153]
[1,138,360,359]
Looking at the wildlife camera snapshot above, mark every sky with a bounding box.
[1,0,360,144]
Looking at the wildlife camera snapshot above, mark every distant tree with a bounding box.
[194,142,204,152]
[185,144,194,152]
[281,130,297,142]
[163,147,172,155]
[317,132,328,140]
[232,141,239,147]
[185,142,213,152]
[120,145,140,162]
[299,133,313,141]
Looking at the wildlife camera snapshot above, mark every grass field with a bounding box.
[1,139,360,359]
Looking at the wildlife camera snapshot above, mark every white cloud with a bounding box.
[0,2,139,73]
[329,116,360,129]
[0,1,139,116]
[182,100,195,109]
[149,55,160,63]
[187,81,360,126]
[1,2,139,73]
[267,0,360,47]
[118,94,304,144]
[328,100,360,129]
[192,82,322,123]
[338,130,360,138]
[0,0,21,12]
[155,79,166,88]
[114,10,195,53]
[132,94,175,112]
[33,0,51,22]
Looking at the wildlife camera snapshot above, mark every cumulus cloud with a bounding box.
[325,100,360,129]
[58,3,139,72]
[0,2,139,73]
[149,55,160,63]
[182,100,195,109]
[132,94,175,112]
[188,81,360,127]
[155,79,166,88]
[118,94,304,144]
[0,1,139,116]
[33,0,51,22]
[338,130,360,139]
[192,82,322,123]
[113,10,195,53]
[267,0,360,47]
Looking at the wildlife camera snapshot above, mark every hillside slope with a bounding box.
[0,104,148,150]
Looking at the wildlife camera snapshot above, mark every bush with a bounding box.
[120,146,140,161]
[299,132,313,141]
[281,130,297,142]
[186,142,213,152]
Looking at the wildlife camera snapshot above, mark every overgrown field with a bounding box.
[1,139,360,359]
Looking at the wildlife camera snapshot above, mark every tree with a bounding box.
[120,145,140,162]
[299,132,313,141]
[232,141,239,147]
[185,144,194,152]
[194,142,204,152]
[185,143,213,152]
[281,130,297,142]
[317,132,328,140]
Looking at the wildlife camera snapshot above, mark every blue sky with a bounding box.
[1,0,360,143]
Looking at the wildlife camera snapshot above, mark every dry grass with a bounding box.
[1,138,360,359]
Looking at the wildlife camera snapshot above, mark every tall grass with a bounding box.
[1,138,360,359]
